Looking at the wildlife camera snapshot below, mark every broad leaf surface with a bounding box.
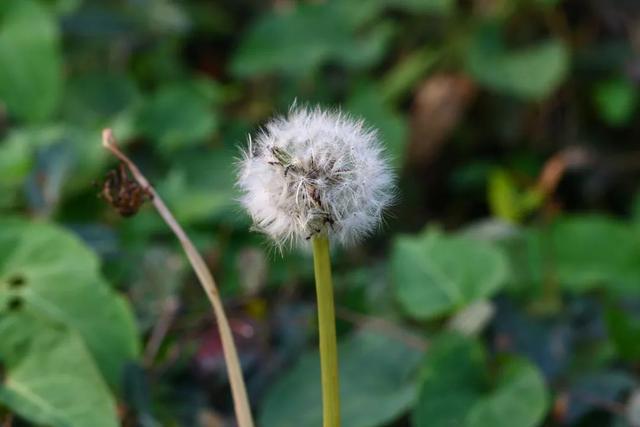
[413,334,548,427]
[0,219,139,388]
[0,312,119,427]
[393,231,508,319]
[260,331,424,427]
[0,0,63,121]
[466,25,568,99]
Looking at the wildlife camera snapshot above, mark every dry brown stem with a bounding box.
[101,129,254,427]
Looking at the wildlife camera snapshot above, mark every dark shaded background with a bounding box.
[1,0,640,426]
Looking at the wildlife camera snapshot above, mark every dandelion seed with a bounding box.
[237,105,395,249]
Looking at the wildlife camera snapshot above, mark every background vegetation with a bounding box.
[0,0,639,426]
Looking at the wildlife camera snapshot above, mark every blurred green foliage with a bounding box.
[0,0,639,426]
[413,333,548,427]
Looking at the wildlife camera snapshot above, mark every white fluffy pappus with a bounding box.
[237,106,395,249]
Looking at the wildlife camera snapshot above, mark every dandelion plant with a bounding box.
[237,106,394,427]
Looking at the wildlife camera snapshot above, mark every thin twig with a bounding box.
[101,129,255,427]
[535,146,591,198]
[143,296,179,368]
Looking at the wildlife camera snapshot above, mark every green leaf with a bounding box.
[8,124,109,195]
[0,219,140,388]
[338,0,455,24]
[381,49,441,103]
[136,79,220,153]
[466,25,569,99]
[231,3,345,76]
[548,215,640,293]
[347,84,408,167]
[488,169,543,223]
[412,334,548,427]
[466,359,548,427]
[511,215,640,297]
[393,230,509,320]
[0,136,33,209]
[605,302,640,361]
[340,22,395,70]
[593,78,638,127]
[158,147,240,225]
[412,334,486,426]
[0,311,119,427]
[0,0,63,122]
[62,72,140,127]
[334,0,385,26]
[0,136,32,187]
[488,169,523,223]
[260,331,424,427]
[231,2,389,77]
[390,0,456,14]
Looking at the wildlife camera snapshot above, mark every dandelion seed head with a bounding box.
[237,106,395,249]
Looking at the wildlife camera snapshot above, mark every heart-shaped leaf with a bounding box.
[0,219,139,388]
[466,359,548,427]
[412,334,548,427]
[0,311,119,427]
[393,230,508,319]
[231,2,390,77]
[517,215,640,295]
[412,333,485,426]
[260,331,424,427]
[465,25,568,100]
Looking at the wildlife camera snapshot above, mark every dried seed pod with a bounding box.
[100,163,153,217]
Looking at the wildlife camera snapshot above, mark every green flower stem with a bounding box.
[312,233,341,427]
